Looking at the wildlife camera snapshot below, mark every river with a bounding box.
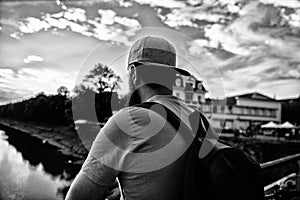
[0,126,80,200]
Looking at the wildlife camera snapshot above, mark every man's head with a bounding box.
[127,36,189,105]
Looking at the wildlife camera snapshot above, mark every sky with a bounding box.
[0,0,300,103]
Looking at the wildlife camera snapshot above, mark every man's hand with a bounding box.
[104,179,121,200]
[65,172,107,200]
[104,186,121,200]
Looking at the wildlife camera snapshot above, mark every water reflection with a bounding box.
[0,128,80,200]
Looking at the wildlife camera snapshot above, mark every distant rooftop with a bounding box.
[229,92,275,101]
[205,92,278,106]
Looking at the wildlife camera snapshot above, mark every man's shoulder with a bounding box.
[110,105,163,127]
[113,105,153,118]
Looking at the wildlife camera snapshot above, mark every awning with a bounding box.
[261,121,279,128]
[278,121,295,129]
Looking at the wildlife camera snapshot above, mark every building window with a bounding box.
[242,107,248,115]
[213,105,217,113]
[220,105,225,113]
[264,109,270,116]
[198,96,202,103]
[228,106,233,114]
[197,83,202,90]
[238,107,243,114]
[270,110,276,117]
[175,78,182,87]
[185,93,193,102]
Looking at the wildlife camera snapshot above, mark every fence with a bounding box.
[262,153,300,199]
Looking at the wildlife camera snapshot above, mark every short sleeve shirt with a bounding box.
[81,95,195,200]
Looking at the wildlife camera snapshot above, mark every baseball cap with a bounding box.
[128,36,190,76]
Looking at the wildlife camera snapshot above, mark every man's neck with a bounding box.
[139,86,172,102]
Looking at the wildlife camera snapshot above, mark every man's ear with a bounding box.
[129,64,137,84]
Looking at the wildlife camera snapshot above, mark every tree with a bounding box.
[72,63,122,123]
[57,86,70,97]
[75,63,121,94]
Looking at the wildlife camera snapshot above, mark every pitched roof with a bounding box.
[230,92,275,101]
[261,121,279,128]
[278,121,295,128]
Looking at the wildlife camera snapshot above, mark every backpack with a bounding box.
[135,101,265,200]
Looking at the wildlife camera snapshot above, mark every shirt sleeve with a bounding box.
[80,108,134,187]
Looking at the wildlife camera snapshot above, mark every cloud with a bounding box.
[163,8,231,28]
[189,0,300,63]
[217,53,300,98]
[118,0,133,7]
[98,9,116,25]
[264,64,300,80]
[19,17,51,33]
[0,68,15,76]
[23,55,44,64]
[155,0,245,29]
[289,9,300,28]
[87,9,141,44]
[256,79,300,99]
[16,8,91,37]
[13,6,141,45]
[63,8,87,22]
[56,0,67,10]
[0,69,32,103]
[1,0,299,100]
[188,39,209,56]
[206,24,253,55]
[134,0,186,8]
[9,33,20,39]
[0,30,97,102]
[0,90,25,103]
[282,8,300,29]
[44,15,67,29]
[259,0,300,8]
[0,67,77,103]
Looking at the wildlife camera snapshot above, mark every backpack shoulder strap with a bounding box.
[188,110,231,165]
[133,101,181,126]
[135,101,198,151]
[200,139,231,166]
[134,102,231,162]
[133,101,157,109]
[133,101,184,132]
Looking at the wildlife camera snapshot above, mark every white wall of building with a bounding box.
[201,97,281,131]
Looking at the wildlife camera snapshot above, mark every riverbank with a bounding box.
[0,118,92,164]
[1,117,299,181]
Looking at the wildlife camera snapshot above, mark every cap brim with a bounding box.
[173,67,190,76]
[135,62,190,76]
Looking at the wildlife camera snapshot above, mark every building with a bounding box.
[201,93,282,132]
[277,95,300,126]
[172,74,207,110]
[172,74,282,133]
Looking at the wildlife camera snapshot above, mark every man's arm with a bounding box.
[65,171,108,200]
[65,109,130,200]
